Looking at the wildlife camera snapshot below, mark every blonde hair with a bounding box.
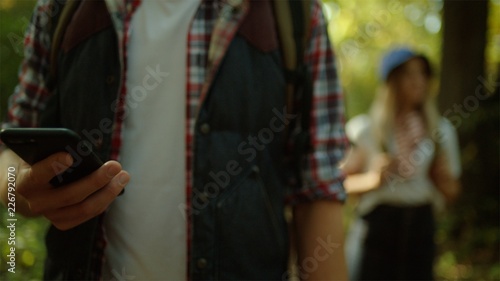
[369,65,441,153]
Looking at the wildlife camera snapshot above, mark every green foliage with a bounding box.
[1,210,49,281]
[1,2,48,280]
[486,0,500,78]
[0,0,34,117]
[323,0,443,118]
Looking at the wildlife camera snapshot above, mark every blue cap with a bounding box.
[379,47,419,81]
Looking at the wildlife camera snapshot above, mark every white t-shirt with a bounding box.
[345,114,461,215]
[102,1,200,280]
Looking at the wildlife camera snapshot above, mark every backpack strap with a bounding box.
[272,0,311,116]
[49,0,81,83]
[273,0,313,169]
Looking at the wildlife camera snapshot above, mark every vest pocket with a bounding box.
[215,164,288,279]
[255,170,286,248]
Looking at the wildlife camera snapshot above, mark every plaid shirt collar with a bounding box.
[104,0,249,112]
[104,0,251,162]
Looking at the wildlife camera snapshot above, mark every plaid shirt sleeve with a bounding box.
[287,0,349,204]
[1,0,55,131]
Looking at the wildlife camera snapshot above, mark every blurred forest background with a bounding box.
[0,0,499,280]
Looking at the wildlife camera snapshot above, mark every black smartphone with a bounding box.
[0,128,103,187]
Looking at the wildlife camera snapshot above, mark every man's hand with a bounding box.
[1,150,129,230]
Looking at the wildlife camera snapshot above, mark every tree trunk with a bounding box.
[439,0,488,112]
[439,0,499,275]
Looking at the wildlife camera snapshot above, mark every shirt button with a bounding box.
[199,192,209,204]
[200,123,210,135]
[197,258,208,269]
[252,165,260,174]
[106,75,115,85]
[94,137,103,150]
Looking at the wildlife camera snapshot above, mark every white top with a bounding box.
[102,1,200,280]
[345,114,461,215]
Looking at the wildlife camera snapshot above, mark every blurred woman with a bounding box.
[342,47,461,280]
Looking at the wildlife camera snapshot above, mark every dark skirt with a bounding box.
[358,204,435,281]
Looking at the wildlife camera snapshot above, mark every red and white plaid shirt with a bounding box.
[3,0,349,276]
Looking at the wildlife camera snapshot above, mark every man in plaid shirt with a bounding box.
[0,0,349,279]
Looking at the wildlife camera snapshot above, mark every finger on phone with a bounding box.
[45,170,130,230]
[37,161,122,210]
[29,152,73,185]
